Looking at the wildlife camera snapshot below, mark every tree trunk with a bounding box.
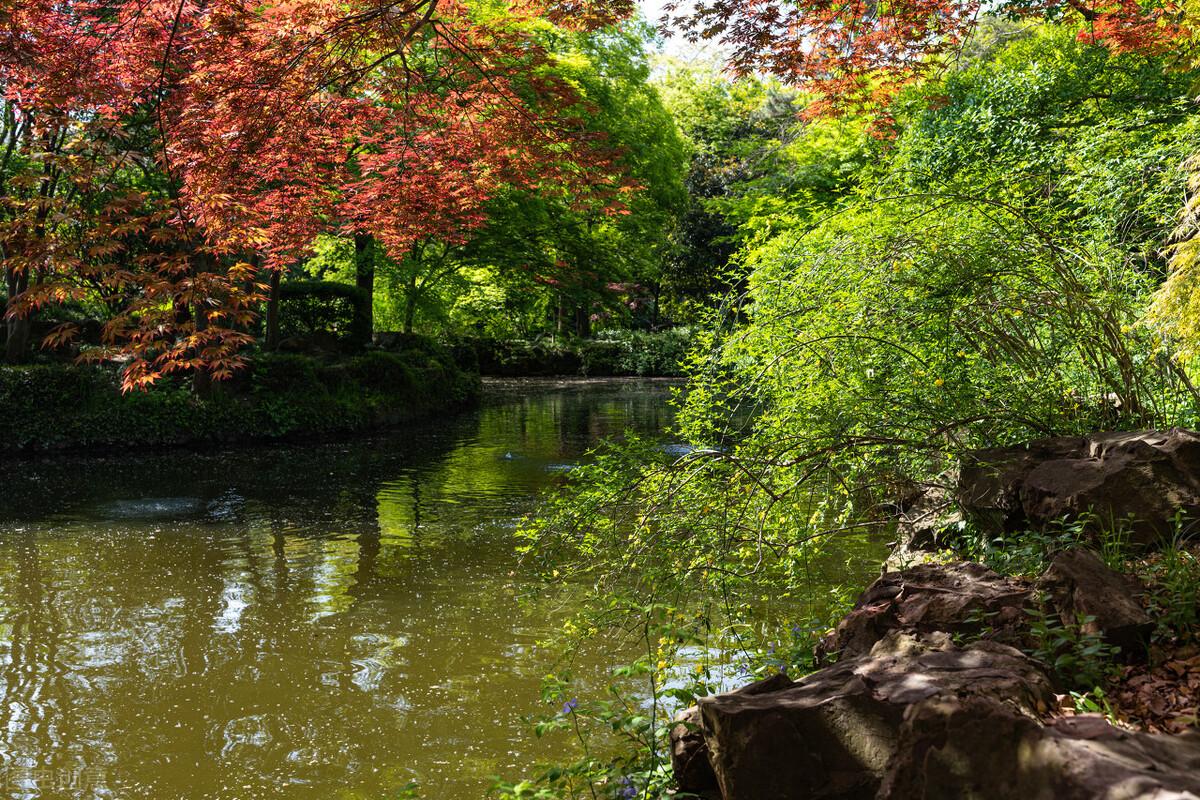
[4,316,30,364]
[574,304,591,338]
[265,268,282,351]
[192,253,212,397]
[403,281,417,335]
[354,233,375,346]
[5,267,31,364]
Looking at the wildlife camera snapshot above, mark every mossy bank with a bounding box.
[0,342,480,455]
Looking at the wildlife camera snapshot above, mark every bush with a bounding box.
[584,328,694,377]
[277,280,370,344]
[451,329,693,377]
[0,343,480,454]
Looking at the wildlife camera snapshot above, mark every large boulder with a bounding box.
[696,631,1054,800]
[817,562,1033,664]
[670,672,792,797]
[959,429,1200,546]
[1038,548,1153,657]
[879,695,1200,800]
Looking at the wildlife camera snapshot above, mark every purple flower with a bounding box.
[619,776,637,799]
[561,698,578,715]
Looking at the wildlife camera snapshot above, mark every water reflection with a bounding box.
[0,378,678,799]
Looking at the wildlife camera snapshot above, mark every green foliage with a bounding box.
[505,27,1200,796]
[1068,686,1118,720]
[0,345,479,454]
[523,24,1200,625]
[450,23,688,337]
[955,523,1086,577]
[277,280,370,344]
[1142,528,1200,640]
[491,605,715,800]
[1024,606,1121,691]
[458,329,694,377]
[579,330,694,377]
[654,63,873,309]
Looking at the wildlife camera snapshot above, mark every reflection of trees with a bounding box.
[0,381,677,798]
[0,532,84,795]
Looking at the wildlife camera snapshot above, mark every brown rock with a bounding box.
[669,672,792,796]
[959,429,1200,546]
[959,437,1087,530]
[879,695,1200,800]
[887,487,965,570]
[696,631,1053,800]
[670,706,716,795]
[817,562,1032,664]
[1039,548,1153,657]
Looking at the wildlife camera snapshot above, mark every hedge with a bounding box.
[0,343,480,454]
[453,328,693,378]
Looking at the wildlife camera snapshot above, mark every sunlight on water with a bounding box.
[0,379,678,800]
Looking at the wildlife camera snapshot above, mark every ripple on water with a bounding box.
[0,380,736,799]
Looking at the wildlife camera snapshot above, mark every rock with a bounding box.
[878,695,1200,800]
[817,562,1032,664]
[696,631,1054,800]
[670,706,715,795]
[1038,548,1153,657]
[886,486,965,570]
[959,437,1087,530]
[959,429,1200,546]
[278,330,343,355]
[670,672,791,796]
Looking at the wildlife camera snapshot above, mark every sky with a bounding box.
[636,0,730,65]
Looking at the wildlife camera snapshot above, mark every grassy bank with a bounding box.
[0,342,480,454]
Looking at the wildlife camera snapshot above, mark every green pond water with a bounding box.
[0,378,879,800]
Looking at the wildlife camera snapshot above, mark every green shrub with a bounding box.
[342,350,418,396]
[277,280,370,344]
[0,345,479,454]
[451,329,693,377]
[588,328,693,377]
[1024,606,1121,692]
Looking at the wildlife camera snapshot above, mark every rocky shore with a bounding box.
[670,430,1200,799]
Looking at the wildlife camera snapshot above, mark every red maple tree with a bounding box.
[659,0,1184,111]
[1,0,630,388]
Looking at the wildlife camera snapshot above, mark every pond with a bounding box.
[0,379,678,800]
[0,378,880,800]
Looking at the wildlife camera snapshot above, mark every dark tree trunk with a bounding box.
[265,268,282,351]
[403,277,417,335]
[5,268,31,364]
[192,252,213,397]
[574,304,591,338]
[354,233,375,346]
[192,303,212,397]
[4,316,30,363]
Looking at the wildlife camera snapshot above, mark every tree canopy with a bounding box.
[1,0,639,386]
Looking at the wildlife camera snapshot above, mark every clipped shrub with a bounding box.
[277,280,370,344]
[0,342,480,454]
